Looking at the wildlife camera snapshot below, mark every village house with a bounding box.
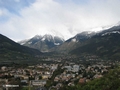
[31,80,46,86]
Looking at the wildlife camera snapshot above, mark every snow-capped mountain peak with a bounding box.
[66,31,96,43]
[42,34,54,42]
[33,35,42,39]
[74,31,96,40]
[18,34,65,52]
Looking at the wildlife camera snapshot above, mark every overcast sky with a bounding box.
[0,0,120,41]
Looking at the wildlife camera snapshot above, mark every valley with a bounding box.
[0,0,120,90]
[0,23,120,90]
[0,54,119,90]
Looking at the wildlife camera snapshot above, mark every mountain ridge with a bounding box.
[0,34,42,62]
[50,31,96,53]
[9,21,120,60]
[70,25,120,60]
[18,34,65,52]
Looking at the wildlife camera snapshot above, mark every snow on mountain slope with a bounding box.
[18,39,29,45]
[18,34,65,52]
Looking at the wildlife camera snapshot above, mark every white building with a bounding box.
[73,65,79,72]
[31,80,46,86]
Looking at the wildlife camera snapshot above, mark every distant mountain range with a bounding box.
[1,22,120,61]
[51,31,96,53]
[49,23,120,60]
[18,34,64,52]
[70,25,120,60]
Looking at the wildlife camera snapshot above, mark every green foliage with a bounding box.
[45,65,65,89]
[71,33,120,60]
[51,66,65,80]
[39,75,42,80]
[21,87,34,90]
[45,80,53,89]
[0,34,42,63]
[64,66,120,90]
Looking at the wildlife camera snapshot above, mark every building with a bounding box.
[73,65,79,72]
[31,80,46,86]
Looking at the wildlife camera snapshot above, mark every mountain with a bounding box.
[71,25,120,60]
[0,34,42,62]
[17,22,120,60]
[18,39,29,45]
[18,34,65,52]
[69,31,96,42]
[51,31,96,53]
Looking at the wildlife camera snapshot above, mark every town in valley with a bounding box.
[0,55,119,90]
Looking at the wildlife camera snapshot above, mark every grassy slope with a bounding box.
[71,33,120,60]
[0,34,42,62]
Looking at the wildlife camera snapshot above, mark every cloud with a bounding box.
[0,0,120,41]
[14,0,20,2]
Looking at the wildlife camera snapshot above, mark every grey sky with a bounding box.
[0,0,120,41]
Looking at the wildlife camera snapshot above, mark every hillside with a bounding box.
[62,66,120,90]
[51,31,95,53]
[19,34,64,52]
[0,34,42,62]
[71,26,120,60]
